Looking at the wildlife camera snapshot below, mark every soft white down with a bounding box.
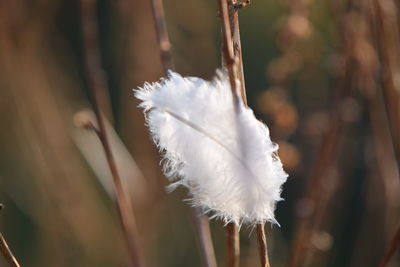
[134,71,288,226]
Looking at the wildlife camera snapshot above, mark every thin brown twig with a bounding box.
[288,3,356,266]
[256,224,270,267]
[372,0,400,161]
[218,0,240,99]
[225,1,272,266]
[369,2,400,264]
[339,1,400,266]
[191,207,218,267]
[380,223,400,267]
[218,0,261,266]
[233,0,251,10]
[218,0,242,265]
[0,206,19,267]
[0,233,20,267]
[148,1,217,266]
[359,0,400,245]
[81,1,114,121]
[0,205,20,267]
[228,0,249,105]
[149,0,174,73]
[226,223,240,267]
[80,0,143,266]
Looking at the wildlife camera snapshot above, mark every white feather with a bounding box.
[134,70,288,225]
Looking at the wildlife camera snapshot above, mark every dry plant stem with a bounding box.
[288,24,353,267]
[288,100,345,267]
[80,0,113,121]
[223,2,271,266]
[218,0,242,266]
[287,1,379,265]
[371,2,400,263]
[226,223,240,267]
[373,0,400,160]
[80,0,143,266]
[148,1,217,266]
[149,0,174,72]
[228,0,248,105]
[218,0,240,100]
[218,0,259,266]
[380,223,400,267]
[0,233,20,267]
[359,0,400,246]
[191,207,218,267]
[256,224,270,267]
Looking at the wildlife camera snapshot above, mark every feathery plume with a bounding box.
[135,70,288,226]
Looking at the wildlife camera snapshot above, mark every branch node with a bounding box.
[233,0,251,10]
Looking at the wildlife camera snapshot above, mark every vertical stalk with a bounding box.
[226,223,240,267]
[288,2,355,265]
[0,233,20,267]
[218,0,241,265]
[218,0,240,98]
[231,1,270,264]
[218,1,257,266]
[228,0,248,105]
[373,0,400,160]
[256,224,270,267]
[80,0,143,266]
[149,0,174,73]
[192,207,218,267]
[148,1,217,267]
[371,2,400,265]
[380,223,400,267]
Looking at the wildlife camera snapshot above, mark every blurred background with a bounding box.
[1,0,400,266]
